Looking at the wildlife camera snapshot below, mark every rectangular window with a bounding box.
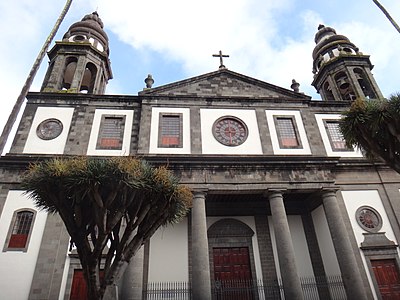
[158,113,183,148]
[274,116,301,148]
[96,115,126,150]
[325,120,349,151]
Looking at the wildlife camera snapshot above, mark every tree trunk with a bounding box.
[0,0,73,154]
[373,0,400,34]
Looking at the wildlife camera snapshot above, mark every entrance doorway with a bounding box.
[371,259,400,299]
[213,247,252,281]
[70,269,104,300]
[213,247,254,299]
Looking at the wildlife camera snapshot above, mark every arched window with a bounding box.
[5,209,36,251]
[354,68,376,99]
[62,57,78,90]
[80,63,97,94]
[335,72,355,100]
[323,82,335,101]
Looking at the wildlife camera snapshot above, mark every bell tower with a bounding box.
[311,25,383,101]
[41,12,112,94]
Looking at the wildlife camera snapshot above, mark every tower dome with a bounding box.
[312,25,359,74]
[311,25,382,102]
[63,11,109,54]
[41,12,112,94]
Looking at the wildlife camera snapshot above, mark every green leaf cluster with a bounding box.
[341,93,400,173]
[22,156,192,225]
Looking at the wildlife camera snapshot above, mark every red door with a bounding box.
[70,270,87,300]
[70,270,104,300]
[213,247,253,299]
[371,259,400,300]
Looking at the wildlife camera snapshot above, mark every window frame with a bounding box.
[3,208,37,252]
[323,120,351,152]
[86,109,133,156]
[158,113,183,148]
[315,113,362,157]
[265,110,311,155]
[273,115,302,149]
[96,114,126,150]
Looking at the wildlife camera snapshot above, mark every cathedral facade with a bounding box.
[0,12,399,300]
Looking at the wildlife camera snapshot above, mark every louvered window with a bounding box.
[275,117,300,148]
[97,115,125,150]
[158,114,183,148]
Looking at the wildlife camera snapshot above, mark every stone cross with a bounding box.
[212,50,229,69]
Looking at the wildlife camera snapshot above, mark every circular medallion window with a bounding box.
[36,118,63,140]
[356,206,383,232]
[212,116,248,146]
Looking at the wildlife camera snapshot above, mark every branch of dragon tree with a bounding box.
[91,230,110,259]
[104,233,117,276]
[386,121,400,144]
[74,204,83,228]
[116,203,150,259]
[130,203,152,232]
[104,182,122,207]
[106,208,125,232]
[124,189,138,208]
[93,183,104,208]
[75,241,101,300]
[140,210,171,240]
[126,192,144,220]
[361,130,400,173]
[89,192,107,234]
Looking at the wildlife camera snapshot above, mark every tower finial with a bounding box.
[144,74,154,89]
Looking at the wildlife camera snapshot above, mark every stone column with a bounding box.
[121,245,145,300]
[269,191,304,300]
[322,190,368,300]
[191,191,212,300]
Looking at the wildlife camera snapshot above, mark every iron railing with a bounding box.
[143,275,346,300]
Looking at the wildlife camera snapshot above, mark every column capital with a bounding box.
[192,189,208,198]
[263,189,287,199]
[320,187,340,198]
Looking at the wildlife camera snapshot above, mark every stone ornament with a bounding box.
[36,118,63,140]
[212,116,248,146]
[356,206,383,233]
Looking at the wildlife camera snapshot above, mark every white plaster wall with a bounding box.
[311,206,341,275]
[265,110,311,155]
[58,248,71,300]
[341,190,399,299]
[23,107,74,154]
[207,216,263,281]
[268,215,314,278]
[0,191,47,300]
[149,107,191,154]
[315,114,362,157]
[87,109,134,156]
[288,216,314,277]
[200,109,263,155]
[148,218,189,282]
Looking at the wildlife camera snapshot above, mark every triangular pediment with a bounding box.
[140,68,311,100]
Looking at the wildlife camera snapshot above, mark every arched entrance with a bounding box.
[208,218,257,299]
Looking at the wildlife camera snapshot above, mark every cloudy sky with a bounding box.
[0,0,399,150]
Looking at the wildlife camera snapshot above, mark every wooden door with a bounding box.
[213,247,254,299]
[70,270,104,300]
[371,259,400,300]
[70,270,87,300]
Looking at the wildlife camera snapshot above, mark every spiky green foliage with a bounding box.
[341,93,400,173]
[22,156,192,300]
